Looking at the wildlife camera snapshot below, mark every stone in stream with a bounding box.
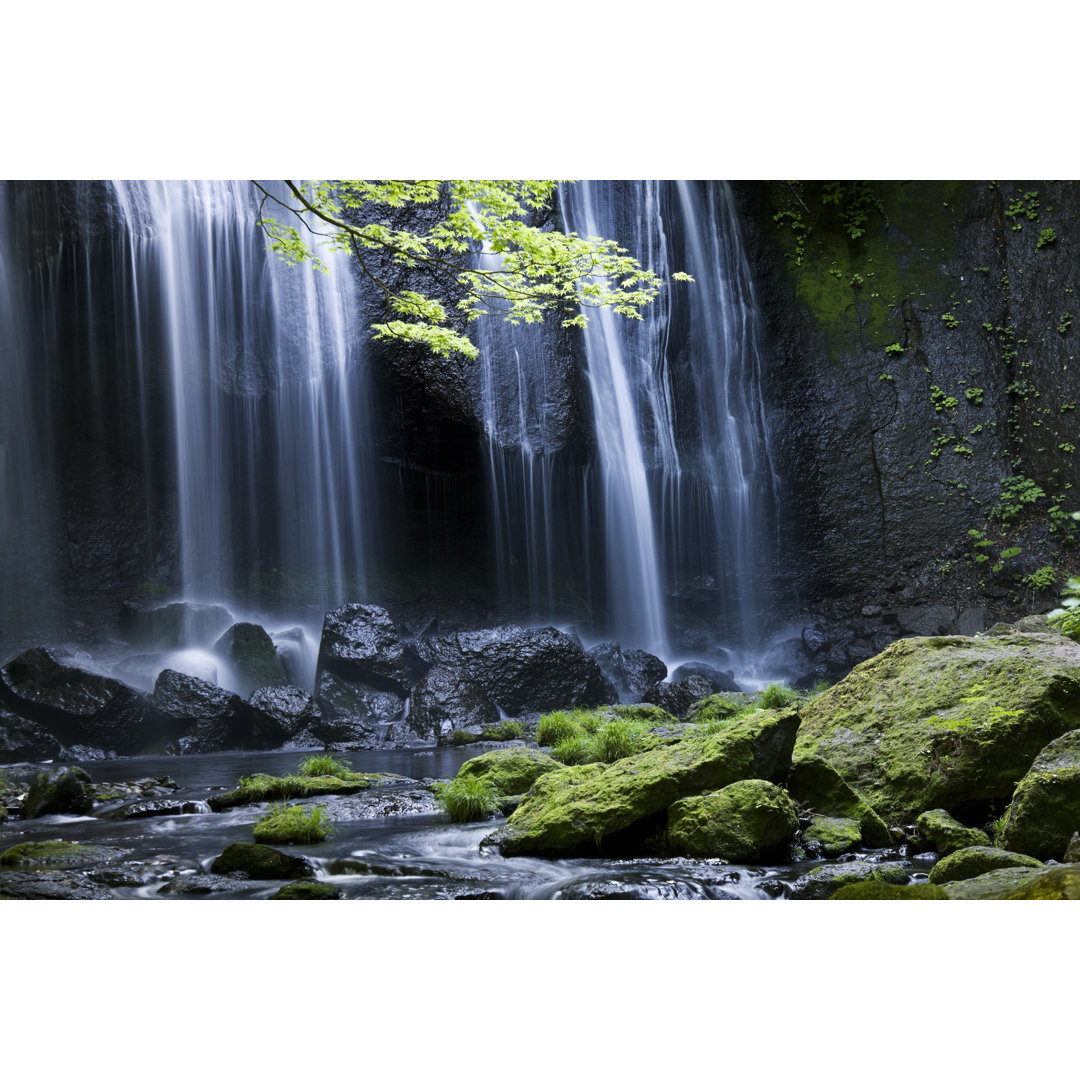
[916,808,991,856]
[927,846,1043,886]
[588,642,667,703]
[316,603,409,695]
[210,842,315,880]
[22,766,95,818]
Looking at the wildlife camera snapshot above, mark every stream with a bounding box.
[1,746,936,899]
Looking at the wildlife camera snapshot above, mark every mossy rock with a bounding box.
[455,746,563,797]
[803,814,863,857]
[684,694,746,726]
[1001,864,1080,899]
[791,860,913,899]
[487,707,801,857]
[207,771,378,810]
[916,808,991,855]
[999,730,1080,860]
[0,840,128,869]
[270,881,342,900]
[252,804,332,845]
[210,842,315,880]
[940,865,1046,899]
[928,845,1043,886]
[22,766,94,818]
[795,634,1080,822]
[667,780,799,861]
[787,750,892,846]
[831,881,949,900]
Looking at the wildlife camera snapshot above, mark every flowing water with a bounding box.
[0,747,931,900]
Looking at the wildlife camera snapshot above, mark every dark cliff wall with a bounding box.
[733,181,1080,609]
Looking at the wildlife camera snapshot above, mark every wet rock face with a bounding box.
[588,643,667,702]
[118,601,233,650]
[212,622,287,697]
[999,729,1080,860]
[317,603,409,695]
[0,647,148,753]
[312,670,404,749]
[406,664,498,739]
[411,625,615,716]
[247,685,321,739]
[0,706,63,763]
[644,673,714,719]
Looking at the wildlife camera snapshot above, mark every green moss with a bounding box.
[1001,864,1080,898]
[455,746,562,797]
[927,845,1043,886]
[252,803,333,845]
[803,814,863,857]
[481,720,526,741]
[916,808,990,855]
[998,729,1080,859]
[786,750,893,846]
[207,770,378,809]
[831,881,949,900]
[432,774,501,822]
[295,754,355,779]
[0,840,119,868]
[940,865,1047,898]
[667,780,799,861]
[210,842,315,880]
[270,881,342,900]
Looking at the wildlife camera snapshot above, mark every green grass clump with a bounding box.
[589,718,646,763]
[483,720,525,741]
[537,710,585,746]
[253,802,333,844]
[550,732,593,764]
[295,753,354,779]
[758,682,798,709]
[433,775,502,823]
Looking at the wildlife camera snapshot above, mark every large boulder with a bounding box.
[209,842,314,880]
[0,647,148,753]
[644,673,714,718]
[118,600,233,649]
[0,705,63,763]
[247,685,321,741]
[916,808,991,855]
[455,746,564,797]
[802,814,864,857]
[588,642,667,702]
[22,766,94,818]
[212,622,287,696]
[317,603,409,695]
[668,662,740,694]
[487,706,800,857]
[1000,864,1080,899]
[667,779,799,861]
[150,669,286,754]
[927,846,1043,886]
[999,730,1080,860]
[411,625,615,716]
[313,670,405,748]
[406,664,499,739]
[794,633,1080,823]
[786,750,892,847]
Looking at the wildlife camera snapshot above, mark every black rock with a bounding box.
[313,670,405,748]
[411,625,615,716]
[0,705,63,763]
[644,674,715,718]
[588,642,667,702]
[248,685,321,739]
[210,842,315,880]
[317,603,409,694]
[212,622,287,697]
[23,766,94,817]
[407,664,499,739]
[668,662,740,693]
[0,647,148,753]
[118,600,233,649]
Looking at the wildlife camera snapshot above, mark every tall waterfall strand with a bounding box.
[558,181,670,657]
[107,181,373,612]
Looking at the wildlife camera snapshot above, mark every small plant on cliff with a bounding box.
[433,775,501,823]
[1037,228,1057,250]
[1048,574,1080,640]
[1024,566,1057,593]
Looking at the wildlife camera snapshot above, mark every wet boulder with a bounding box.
[669,662,740,694]
[785,751,892,847]
[248,685,322,741]
[0,705,63,763]
[831,882,948,900]
[210,842,314,880]
[588,642,667,702]
[795,633,1080,823]
[487,706,800,857]
[406,664,499,739]
[411,625,615,716]
[22,766,94,818]
[0,839,128,868]
[787,860,915,900]
[941,865,1057,899]
[151,669,286,754]
[0,647,148,753]
[927,846,1043,886]
[212,622,287,696]
[317,603,409,695]
[118,600,233,649]
[802,814,864,858]
[667,779,799,861]
[916,808,991,855]
[998,730,1080,860]
[270,881,341,900]
[644,673,714,719]
[313,670,405,748]
[1000,864,1080,898]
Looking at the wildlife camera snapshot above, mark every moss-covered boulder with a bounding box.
[1001,864,1080,898]
[206,771,378,810]
[210,842,314,880]
[789,860,913,900]
[455,746,563,797]
[787,751,892,846]
[831,881,949,899]
[999,730,1080,860]
[252,804,332,845]
[22,766,94,818]
[487,707,800,857]
[928,845,1043,886]
[270,881,341,900]
[795,634,1080,822]
[916,808,991,855]
[939,865,1046,898]
[684,694,746,726]
[803,814,863,857]
[0,840,128,868]
[667,780,799,861]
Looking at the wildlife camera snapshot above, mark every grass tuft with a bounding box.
[252,802,333,844]
[295,753,354,779]
[433,775,502,823]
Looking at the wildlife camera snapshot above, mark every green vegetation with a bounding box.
[539,707,651,765]
[253,803,333,844]
[208,767,378,809]
[255,181,689,360]
[1024,566,1057,592]
[1037,227,1057,249]
[1048,573,1080,639]
[482,719,525,741]
[296,753,354,779]
[433,775,502,822]
[758,682,799,709]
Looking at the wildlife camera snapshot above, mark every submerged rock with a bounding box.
[210,842,314,880]
[927,846,1043,886]
[795,633,1080,822]
[667,779,799,861]
[270,881,341,900]
[916,808,991,855]
[999,730,1080,860]
[487,706,800,857]
[411,625,615,716]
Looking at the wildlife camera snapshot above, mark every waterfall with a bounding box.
[556,180,781,669]
[0,180,374,657]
